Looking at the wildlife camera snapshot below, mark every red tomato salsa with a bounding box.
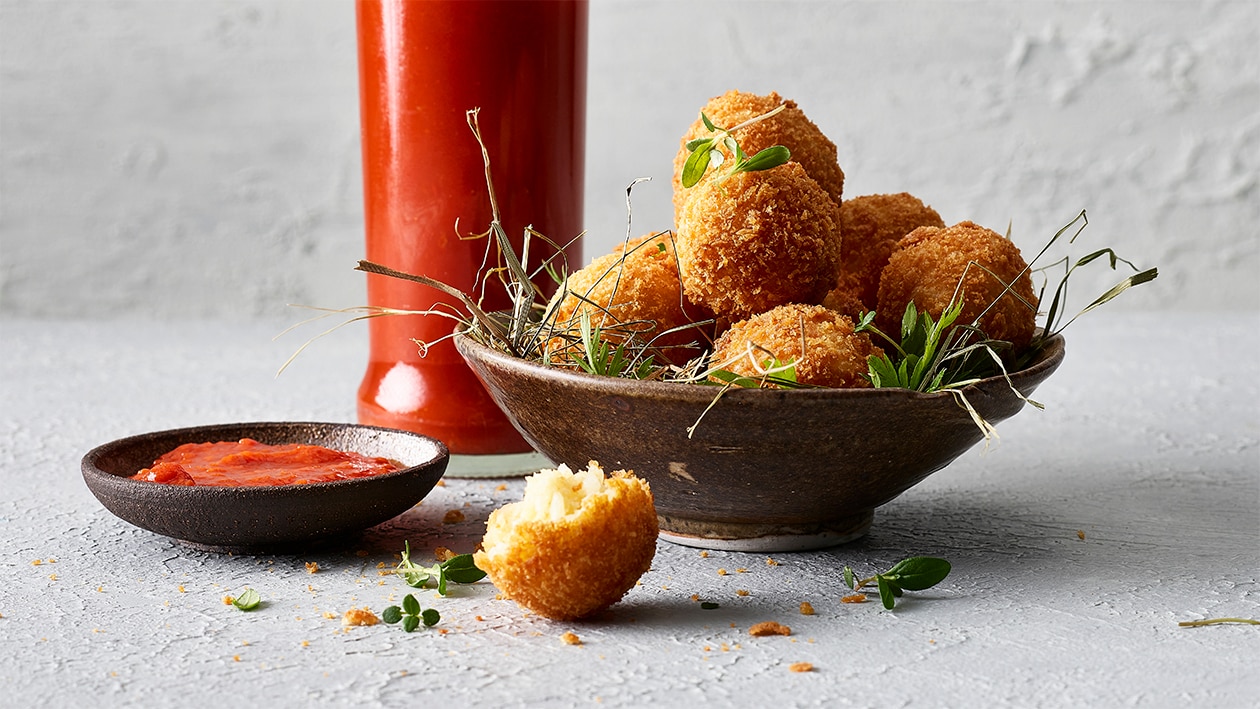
[131,438,402,487]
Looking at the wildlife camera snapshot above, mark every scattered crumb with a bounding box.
[789,662,814,673]
[699,551,709,558]
[342,608,380,627]
[495,484,507,491]
[561,631,582,646]
[736,590,750,597]
[735,568,748,574]
[223,596,235,606]
[376,562,387,569]
[435,479,446,487]
[233,655,241,662]
[766,557,780,566]
[690,594,700,602]
[749,621,792,637]
[96,586,103,593]
[178,585,185,594]
[434,547,455,561]
[840,594,867,604]
[475,616,485,622]
[443,509,466,524]
[717,568,728,576]
[377,570,393,577]
[799,602,815,616]
[48,574,57,581]
[31,560,41,566]
[322,612,337,620]
[242,640,250,646]
[1077,530,1086,541]
[301,640,310,648]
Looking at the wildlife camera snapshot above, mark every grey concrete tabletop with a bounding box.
[2,313,1257,708]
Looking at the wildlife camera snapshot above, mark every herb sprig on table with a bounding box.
[843,557,951,610]
[230,588,261,612]
[393,541,486,595]
[382,593,440,632]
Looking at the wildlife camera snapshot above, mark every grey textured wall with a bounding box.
[2,0,1257,320]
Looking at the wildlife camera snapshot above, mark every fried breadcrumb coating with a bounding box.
[676,162,842,321]
[828,193,945,313]
[474,462,658,621]
[672,90,844,222]
[877,221,1039,352]
[546,233,712,364]
[710,304,881,388]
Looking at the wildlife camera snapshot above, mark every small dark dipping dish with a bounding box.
[82,422,448,553]
[456,331,1065,552]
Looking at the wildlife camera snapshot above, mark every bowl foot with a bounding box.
[657,511,874,552]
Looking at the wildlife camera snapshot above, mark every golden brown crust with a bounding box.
[474,469,658,621]
[676,163,842,321]
[876,221,1039,352]
[672,90,844,222]
[709,304,881,388]
[546,233,713,364]
[833,192,945,310]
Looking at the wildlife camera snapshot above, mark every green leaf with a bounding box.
[421,608,441,627]
[681,140,717,188]
[441,554,487,584]
[842,566,856,590]
[700,112,718,132]
[402,615,420,633]
[877,575,896,610]
[684,137,710,151]
[402,593,421,616]
[381,606,403,624]
[737,145,791,173]
[232,588,261,611]
[884,557,952,591]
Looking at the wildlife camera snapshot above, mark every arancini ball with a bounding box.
[546,233,712,364]
[675,162,842,321]
[672,90,844,221]
[709,303,881,388]
[831,192,945,311]
[876,221,1039,352]
[474,462,658,621]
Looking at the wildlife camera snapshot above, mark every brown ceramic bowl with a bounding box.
[456,332,1065,551]
[82,422,448,553]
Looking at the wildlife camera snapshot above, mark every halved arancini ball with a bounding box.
[474,462,658,621]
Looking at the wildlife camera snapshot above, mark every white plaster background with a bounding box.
[1,0,1257,319]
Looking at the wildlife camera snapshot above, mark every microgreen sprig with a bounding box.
[843,557,951,610]
[231,588,261,612]
[681,108,792,188]
[381,593,440,633]
[393,541,486,595]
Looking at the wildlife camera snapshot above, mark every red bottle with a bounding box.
[354,0,587,471]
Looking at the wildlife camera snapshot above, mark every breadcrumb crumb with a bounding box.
[749,621,792,637]
[766,558,779,566]
[561,631,582,646]
[717,568,728,576]
[443,509,466,524]
[342,608,380,627]
[840,594,867,604]
[799,602,815,615]
[736,590,750,597]
[789,662,814,673]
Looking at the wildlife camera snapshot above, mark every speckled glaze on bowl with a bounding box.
[82,422,448,553]
[456,332,1065,551]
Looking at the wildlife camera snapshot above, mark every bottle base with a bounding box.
[444,450,551,478]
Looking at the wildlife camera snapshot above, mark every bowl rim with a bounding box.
[81,420,449,495]
[454,329,1065,401]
